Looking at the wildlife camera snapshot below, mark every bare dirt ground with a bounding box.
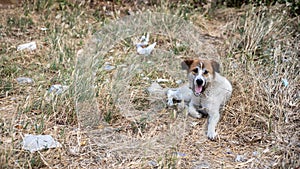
[0,1,299,168]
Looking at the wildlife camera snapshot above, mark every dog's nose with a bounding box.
[196,79,203,86]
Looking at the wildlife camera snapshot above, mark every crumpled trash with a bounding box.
[156,78,169,83]
[225,148,233,154]
[103,62,116,71]
[22,134,62,153]
[138,33,150,46]
[48,84,69,95]
[17,41,37,51]
[148,160,158,167]
[16,77,34,84]
[136,33,156,55]
[235,154,246,162]
[282,78,288,87]
[252,151,259,156]
[193,162,210,169]
[175,79,183,84]
[174,152,187,157]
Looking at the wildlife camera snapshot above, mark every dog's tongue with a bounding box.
[195,85,202,94]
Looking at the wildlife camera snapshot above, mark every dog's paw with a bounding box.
[188,108,203,118]
[207,130,217,140]
[167,99,174,106]
[167,90,176,106]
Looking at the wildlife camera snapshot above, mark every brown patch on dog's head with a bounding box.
[182,58,220,95]
[181,59,220,77]
[181,59,194,71]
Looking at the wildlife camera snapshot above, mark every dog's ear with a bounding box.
[210,60,220,73]
[181,59,194,71]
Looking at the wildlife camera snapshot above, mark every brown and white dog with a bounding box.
[167,58,232,139]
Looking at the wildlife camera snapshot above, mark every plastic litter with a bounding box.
[136,33,156,55]
[22,134,62,153]
[225,148,232,154]
[148,160,158,167]
[235,154,246,162]
[137,42,156,55]
[282,78,288,87]
[156,78,169,83]
[17,41,37,51]
[103,62,116,71]
[193,162,210,169]
[139,33,150,46]
[252,151,259,156]
[175,152,187,157]
[16,77,34,84]
[48,84,69,95]
[175,79,183,84]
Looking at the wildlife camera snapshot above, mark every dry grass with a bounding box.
[0,1,299,169]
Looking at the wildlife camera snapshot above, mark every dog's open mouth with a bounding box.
[193,79,206,96]
[195,85,203,94]
[194,85,204,96]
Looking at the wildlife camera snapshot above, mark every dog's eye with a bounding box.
[203,70,209,75]
[192,68,198,74]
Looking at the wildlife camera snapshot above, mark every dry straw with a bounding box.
[74,7,299,167]
[74,11,223,166]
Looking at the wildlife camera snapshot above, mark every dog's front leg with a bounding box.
[207,109,220,139]
[188,100,202,118]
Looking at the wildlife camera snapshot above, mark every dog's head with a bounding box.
[181,58,220,96]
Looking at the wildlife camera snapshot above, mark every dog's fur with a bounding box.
[167,58,232,139]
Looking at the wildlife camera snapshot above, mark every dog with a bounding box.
[167,58,232,139]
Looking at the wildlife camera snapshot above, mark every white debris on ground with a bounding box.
[103,62,116,71]
[136,33,156,55]
[192,161,210,169]
[48,84,69,95]
[235,154,246,162]
[282,78,288,87]
[16,77,34,84]
[17,41,37,51]
[175,79,183,84]
[22,134,62,153]
[156,78,169,83]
